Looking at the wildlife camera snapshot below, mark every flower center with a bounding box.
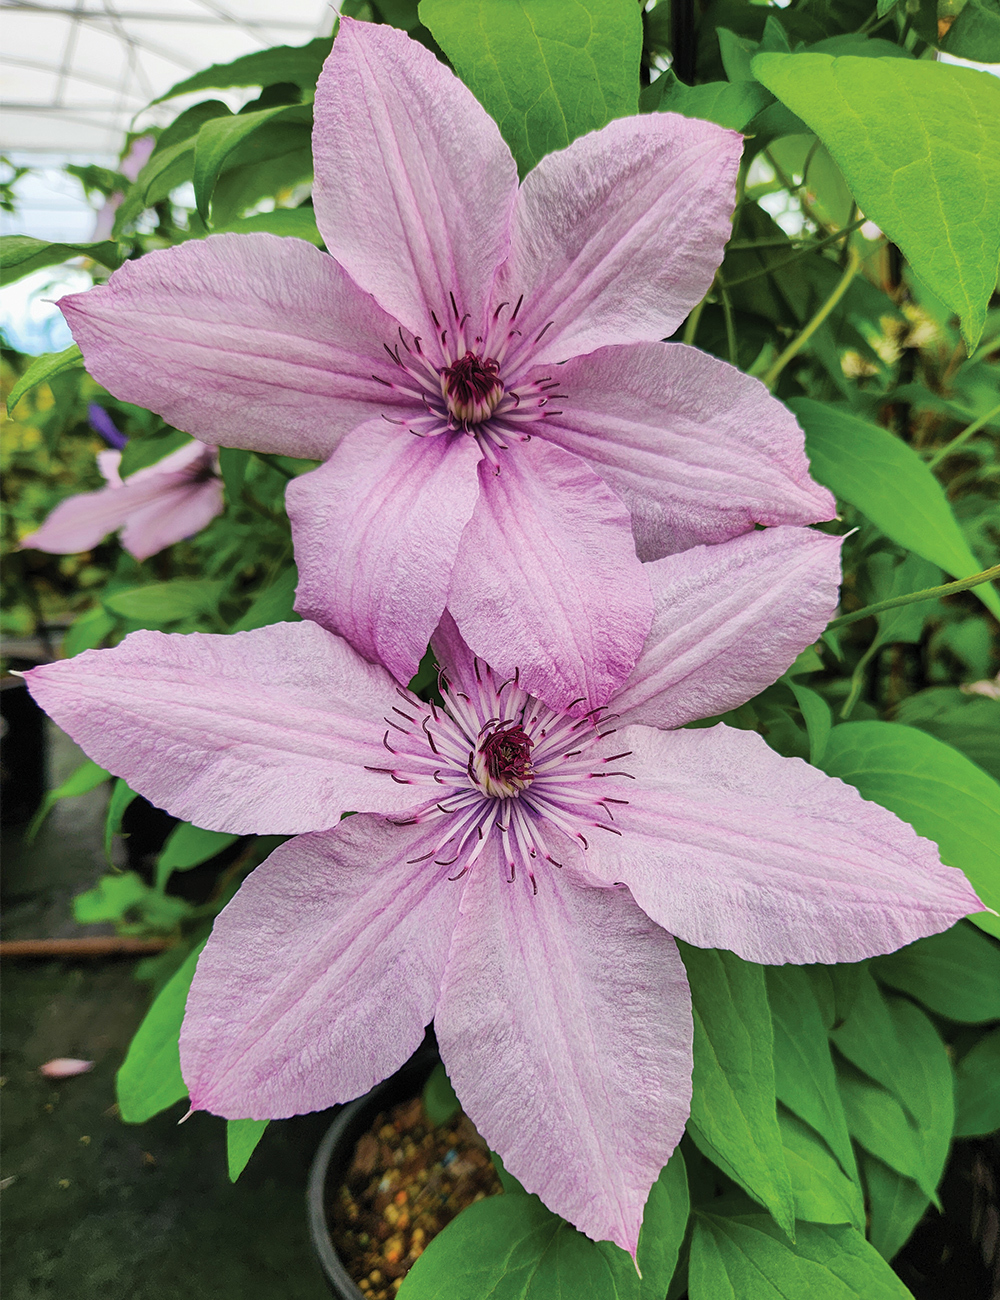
[473,721,534,799]
[440,352,504,426]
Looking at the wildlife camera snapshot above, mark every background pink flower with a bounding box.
[59,20,833,712]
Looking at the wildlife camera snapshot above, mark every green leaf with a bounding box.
[872,922,1000,1023]
[156,822,240,889]
[954,1029,1000,1137]
[113,138,198,236]
[819,721,1000,937]
[837,1069,939,1202]
[117,427,192,477]
[73,871,192,932]
[786,681,831,765]
[751,54,1000,350]
[942,0,1000,63]
[230,565,300,633]
[154,35,332,101]
[718,27,759,82]
[829,969,919,1122]
[211,207,323,245]
[62,605,117,658]
[419,0,643,175]
[765,966,858,1186]
[791,399,1000,621]
[227,1118,269,1182]
[193,103,311,222]
[6,345,84,415]
[422,1062,460,1127]
[637,1150,689,1300]
[218,447,249,503]
[679,944,795,1238]
[689,1214,911,1299]
[0,235,121,287]
[104,776,137,863]
[397,1192,640,1299]
[640,71,771,130]
[882,996,954,1190]
[777,1108,864,1230]
[26,758,109,843]
[116,941,205,1122]
[860,1153,930,1263]
[104,579,224,625]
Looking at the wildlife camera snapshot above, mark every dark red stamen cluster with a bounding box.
[441,352,503,425]
[480,722,533,789]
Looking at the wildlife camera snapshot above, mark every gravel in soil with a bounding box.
[330,1096,503,1298]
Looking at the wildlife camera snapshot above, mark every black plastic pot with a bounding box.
[307,1049,441,1299]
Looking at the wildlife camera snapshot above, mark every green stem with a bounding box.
[760,247,862,389]
[720,282,738,367]
[719,217,868,290]
[926,401,1000,469]
[827,564,1000,630]
[682,291,709,347]
[252,451,295,480]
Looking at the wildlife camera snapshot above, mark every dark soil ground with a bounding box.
[1,718,331,1300]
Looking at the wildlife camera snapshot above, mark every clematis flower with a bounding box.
[57,19,834,712]
[23,527,981,1254]
[22,438,223,563]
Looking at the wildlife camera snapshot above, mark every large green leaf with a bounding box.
[765,967,857,1185]
[156,822,241,889]
[820,721,1000,936]
[1,235,121,287]
[154,36,332,101]
[837,1069,939,1202]
[860,1154,931,1263]
[640,71,771,129]
[227,1119,269,1182]
[6,345,84,415]
[116,941,205,1123]
[419,0,642,175]
[104,580,224,626]
[212,207,323,246]
[636,1151,689,1300]
[193,104,311,221]
[777,1109,864,1230]
[752,54,1000,350]
[872,922,1000,1023]
[954,1029,1000,1137]
[883,996,954,1190]
[791,398,1000,620]
[230,565,300,633]
[679,945,795,1238]
[689,1214,911,1299]
[941,0,1000,63]
[829,969,918,1122]
[396,1192,640,1299]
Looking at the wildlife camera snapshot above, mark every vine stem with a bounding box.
[760,247,862,389]
[926,401,1000,469]
[827,564,1000,630]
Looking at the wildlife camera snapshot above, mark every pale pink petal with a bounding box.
[288,421,481,686]
[21,473,184,554]
[447,439,653,712]
[23,623,422,834]
[96,449,122,484]
[60,234,412,460]
[181,817,462,1119]
[541,342,836,558]
[429,609,480,700]
[589,724,982,965]
[612,528,842,730]
[39,1058,94,1078]
[496,114,741,371]
[119,476,224,560]
[436,838,692,1255]
[123,438,216,484]
[313,19,517,339]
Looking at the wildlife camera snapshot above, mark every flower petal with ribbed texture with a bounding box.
[23,622,420,834]
[312,19,517,339]
[288,420,482,686]
[181,817,462,1119]
[613,528,842,730]
[436,838,693,1257]
[60,233,409,460]
[495,114,741,372]
[447,438,653,713]
[589,724,983,965]
[541,342,836,559]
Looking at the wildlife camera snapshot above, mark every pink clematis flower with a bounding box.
[22,439,223,563]
[57,19,834,712]
[23,528,981,1254]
